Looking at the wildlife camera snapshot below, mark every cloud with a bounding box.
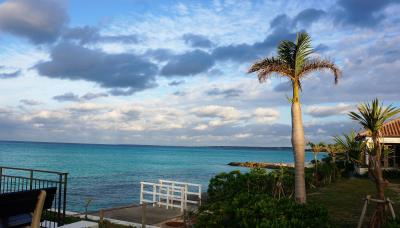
[161,50,215,76]
[0,70,21,79]
[168,80,185,86]
[293,8,326,27]
[145,49,174,62]
[315,44,329,53]
[35,42,158,94]
[211,20,297,62]
[253,108,280,124]
[0,0,68,44]
[53,93,80,102]
[273,82,291,92]
[20,99,42,106]
[62,26,139,45]
[182,33,213,48]
[306,103,355,118]
[206,88,243,98]
[193,124,208,131]
[191,105,241,127]
[81,92,109,100]
[210,7,327,63]
[53,92,109,102]
[0,101,360,146]
[173,91,186,96]
[333,0,398,27]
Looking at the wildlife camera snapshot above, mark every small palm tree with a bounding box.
[349,98,400,227]
[324,144,342,182]
[248,32,341,203]
[324,144,342,164]
[307,142,325,173]
[333,130,365,165]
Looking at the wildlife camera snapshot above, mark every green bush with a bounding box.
[196,193,332,228]
[197,168,334,227]
[207,168,299,202]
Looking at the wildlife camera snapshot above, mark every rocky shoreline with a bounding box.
[227,161,295,169]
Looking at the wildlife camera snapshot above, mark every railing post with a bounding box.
[57,174,62,226]
[99,209,104,225]
[29,170,33,190]
[0,167,2,193]
[180,187,184,212]
[152,184,156,206]
[199,185,202,205]
[62,173,68,225]
[141,203,147,228]
[140,183,143,204]
[166,186,169,209]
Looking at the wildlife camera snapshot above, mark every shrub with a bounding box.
[197,168,334,227]
[196,193,332,228]
[206,167,300,202]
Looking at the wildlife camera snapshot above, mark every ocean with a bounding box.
[0,141,321,212]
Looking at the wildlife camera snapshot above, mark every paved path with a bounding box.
[90,205,182,225]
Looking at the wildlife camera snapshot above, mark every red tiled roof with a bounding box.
[359,118,400,137]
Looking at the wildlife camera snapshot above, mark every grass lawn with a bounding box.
[308,178,400,227]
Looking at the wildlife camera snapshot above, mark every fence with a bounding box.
[0,166,68,227]
[159,180,201,206]
[140,181,186,211]
[140,180,201,212]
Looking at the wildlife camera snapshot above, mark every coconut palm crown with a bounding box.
[248,32,341,102]
[248,32,341,204]
[349,99,400,145]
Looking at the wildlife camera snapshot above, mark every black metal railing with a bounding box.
[0,166,68,227]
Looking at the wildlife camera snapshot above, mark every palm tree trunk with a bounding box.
[369,133,389,227]
[371,134,387,199]
[291,82,306,204]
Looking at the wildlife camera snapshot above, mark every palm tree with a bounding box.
[307,142,325,173]
[248,32,341,203]
[324,144,342,182]
[333,130,365,165]
[307,142,325,187]
[324,144,342,164]
[349,99,400,227]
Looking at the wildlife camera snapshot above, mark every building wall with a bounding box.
[364,137,400,168]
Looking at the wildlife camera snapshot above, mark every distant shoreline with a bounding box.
[228,161,295,169]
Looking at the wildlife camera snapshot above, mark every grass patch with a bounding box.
[308,178,400,227]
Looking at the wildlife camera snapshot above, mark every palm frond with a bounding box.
[248,57,293,82]
[278,40,295,67]
[349,98,400,135]
[294,32,313,76]
[333,130,365,164]
[298,58,341,83]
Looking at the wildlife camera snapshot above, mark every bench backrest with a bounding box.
[0,187,57,217]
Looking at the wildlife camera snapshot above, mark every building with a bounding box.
[357,117,400,169]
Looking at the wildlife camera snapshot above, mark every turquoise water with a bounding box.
[0,141,320,212]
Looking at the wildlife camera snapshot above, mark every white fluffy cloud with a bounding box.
[306,103,355,118]
[253,108,280,123]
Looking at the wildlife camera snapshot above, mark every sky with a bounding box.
[0,0,399,146]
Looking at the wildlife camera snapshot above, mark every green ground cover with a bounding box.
[308,178,400,227]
